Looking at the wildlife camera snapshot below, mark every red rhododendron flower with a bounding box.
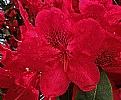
[78,0,121,39]
[24,7,107,97]
[15,0,104,97]
[0,67,39,100]
[95,36,121,68]
[1,0,117,99]
[35,13,100,97]
[94,34,121,100]
[4,69,39,100]
[79,0,109,32]
[0,43,56,100]
[0,43,39,99]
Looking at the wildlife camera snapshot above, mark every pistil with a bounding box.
[63,51,69,72]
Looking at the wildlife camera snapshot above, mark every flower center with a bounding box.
[45,27,68,51]
[45,28,72,71]
[95,49,121,68]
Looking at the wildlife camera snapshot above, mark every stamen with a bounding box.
[63,51,69,72]
[45,27,68,51]
[63,53,67,72]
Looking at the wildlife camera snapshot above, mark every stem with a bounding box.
[93,85,97,100]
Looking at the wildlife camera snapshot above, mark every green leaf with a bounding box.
[75,67,113,100]
[56,83,74,100]
[56,97,60,100]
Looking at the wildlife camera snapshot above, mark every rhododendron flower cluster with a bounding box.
[0,0,121,100]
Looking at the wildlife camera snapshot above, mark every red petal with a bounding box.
[16,70,39,89]
[0,68,14,88]
[102,37,121,49]
[52,0,63,10]
[62,0,74,14]
[105,5,121,25]
[79,1,105,21]
[68,13,83,25]
[0,11,4,25]
[2,57,26,77]
[113,88,121,100]
[5,84,39,100]
[35,7,71,38]
[79,0,91,12]
[40,61,70,98]
[67,52,100,92]
[17,0,36,37]
[17,36,60,71]
[90,0,113,5]
[73,18,106,56]
[105,5,121,36]
[0,44,18,68]
[17,0,29,26]
[72,0,80,13]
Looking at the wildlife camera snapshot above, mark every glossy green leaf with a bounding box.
[56,97,60,100]
[75,68,113,100]
[56,83,74,100]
